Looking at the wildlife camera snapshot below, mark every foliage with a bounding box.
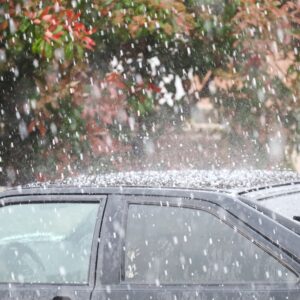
[0,0,300,184]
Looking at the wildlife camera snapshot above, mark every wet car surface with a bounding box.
[0,170,300,300]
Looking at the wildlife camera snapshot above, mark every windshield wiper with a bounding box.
[293,216,300,222]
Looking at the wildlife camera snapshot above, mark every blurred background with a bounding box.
[1,0,300,185]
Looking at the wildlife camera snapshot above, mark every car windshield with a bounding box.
[259,193,300,224]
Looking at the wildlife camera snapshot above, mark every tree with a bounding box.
[0,0,300,185]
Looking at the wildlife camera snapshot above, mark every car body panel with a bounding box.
[91,287,300,300]
[0,183,299,299]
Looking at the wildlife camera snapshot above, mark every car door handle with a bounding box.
[53,297,72,300]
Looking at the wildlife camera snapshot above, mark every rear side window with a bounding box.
[0,203,98,284]
[124,204,297,284]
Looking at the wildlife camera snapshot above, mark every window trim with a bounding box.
[120,196,300,287]
[0,194,106,288]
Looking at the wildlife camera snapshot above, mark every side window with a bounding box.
[0,203,99,284]
[124,204,298,284]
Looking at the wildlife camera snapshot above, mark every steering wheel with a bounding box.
[0,242,46,282]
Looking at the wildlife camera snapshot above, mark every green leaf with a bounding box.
[19,19,31,33]
[32,38,43,54]
[103,0,113,5]
[123,0,132,6]
[115,2,123,9]
[137,4,146,14]
[53,25,64,34]
[44,42,53,59]
[65,42,74,60]
[136,28,144,38]
[76,45,84,58]
[128,95,154,116]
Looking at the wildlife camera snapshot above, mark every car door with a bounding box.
[92,193,300,300]
[0,194,106,300]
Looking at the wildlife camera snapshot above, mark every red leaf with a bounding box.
[74,12,81,20]
[52,31,64,40]
[42,14,53,22]
[65,10,74,19]
[38,122,47,137]
[100,8,109,16]
[106,72,121,82]
[114,81,127,89]
[74,22,85,32]
[40,6,51,18]
[82,36,96,49]
[147,83,161,93]
[48,23,58,31]
[44,30,53,40]
[65,10,80,21]
[27,120,36,133]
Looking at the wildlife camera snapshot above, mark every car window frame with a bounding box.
[118,195,300,288]
[0,194,106,288]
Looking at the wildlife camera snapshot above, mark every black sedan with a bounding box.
[0,170,300,300]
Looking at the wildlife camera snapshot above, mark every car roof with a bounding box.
[1,169,300,200]
[19,169,300,193]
